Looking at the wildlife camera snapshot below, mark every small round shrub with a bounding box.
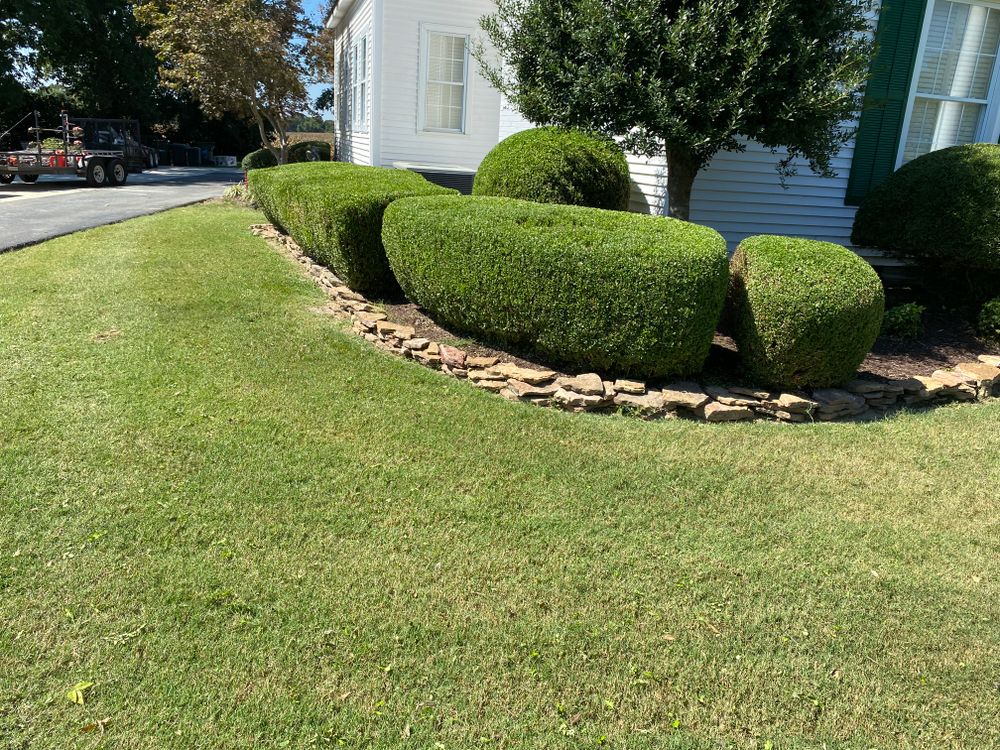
[249,163,456,294]
[978,298,1000,340]
[383,196,729,378]
[289,140,332,163]
[728,235,885,388]
[242,148,278,171]
[473,127,631,211]
[852,144,1000,271]
[881,302,925,339]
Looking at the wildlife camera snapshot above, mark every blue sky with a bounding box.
[304,0,331,114]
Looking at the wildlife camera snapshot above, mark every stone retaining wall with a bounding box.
[251,224,1000,424]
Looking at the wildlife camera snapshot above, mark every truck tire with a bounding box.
[107,159,128,186]
[86,158,109,187]
[18,174,39,183]
[0,174,14,185]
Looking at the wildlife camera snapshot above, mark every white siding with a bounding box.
[378,0,502,169]
[332,0,375,165]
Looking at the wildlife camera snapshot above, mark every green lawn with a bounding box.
[1,203,997,750]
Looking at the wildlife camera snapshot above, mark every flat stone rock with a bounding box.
[811,388,866,409]
[507,379,560,399]
[955,362,1000,384]
[467,355,500,369]
[705,386,759,408]
[699,401,754,422]
[375,321,415,339]
[614,391,666,414]
[846,378,889,395]
[977,354,1000,367]
[556,373,605,396]
[729,386,775,401]
[472,378,507,392]
[402,337,430,351]
[912,375,947,396]
[439,345,467,368]
[661,382,710,410]
[486,363,556,385]
[354,311,387,328]
[613,379,646,395]
[769,393,818,413]
[755,406,810,423]
[554,388,606,409]
[931,369,974,388]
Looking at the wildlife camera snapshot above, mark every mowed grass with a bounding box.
[0,203,997,750]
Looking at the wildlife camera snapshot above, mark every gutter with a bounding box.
[324,0,359,29]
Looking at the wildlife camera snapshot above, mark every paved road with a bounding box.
[0,167,244,251]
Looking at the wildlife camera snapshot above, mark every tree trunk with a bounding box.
[250,104,282,166]
[665,149,701,222]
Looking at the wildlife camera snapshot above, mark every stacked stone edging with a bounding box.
[251,224,1000,424]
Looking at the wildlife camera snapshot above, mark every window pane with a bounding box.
[916,1,1000,100]
[903,97,984,162]
[425,83,464,130]
[424,32,466,130]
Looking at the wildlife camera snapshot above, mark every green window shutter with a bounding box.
[845,0,928,206]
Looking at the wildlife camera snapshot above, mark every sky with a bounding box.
[304,0,331,114]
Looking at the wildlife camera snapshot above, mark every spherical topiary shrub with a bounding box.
[851,144,1000,271]
[473,127,631,210]
[728,235,885,388]
[242,148,278,171]
[383,196,729,378]
[978,298,1000,340]
[289,140,333,163]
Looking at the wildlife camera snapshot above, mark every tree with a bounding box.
[478,0,875,220]
[135,0,313,164]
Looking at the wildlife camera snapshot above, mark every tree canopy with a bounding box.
[479,0,876,220]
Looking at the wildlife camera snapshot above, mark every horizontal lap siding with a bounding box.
[380,0,502,170]
[333,0,374,166]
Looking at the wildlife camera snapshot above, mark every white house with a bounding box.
[325,0,1000,254]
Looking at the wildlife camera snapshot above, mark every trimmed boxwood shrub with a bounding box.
[473,127,631,211]
[881,302,925,340]
[242,148,277,171]
[289,140,332,163]
[978,298,1000,340]
[852,144,1000,271]
[249,163,457,294]
[382,196,729,377]
[728,235,885,388]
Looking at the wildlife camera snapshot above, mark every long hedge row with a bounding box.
[249,163,455,294]
[383,196,729,378]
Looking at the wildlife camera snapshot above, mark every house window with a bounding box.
[350,35,368,131]
[900,0,1000,164]
[421,29,469,133]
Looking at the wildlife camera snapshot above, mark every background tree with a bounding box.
[135,0,313,164]
[478,0,875,220]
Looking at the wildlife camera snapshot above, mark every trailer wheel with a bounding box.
[108,159,128,186]
[0,174,14,185]
[86,159,109,187]
[18,174,39,184]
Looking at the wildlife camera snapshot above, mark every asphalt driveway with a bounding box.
[0,167,243,251]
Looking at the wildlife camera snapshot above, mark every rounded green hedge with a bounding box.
[249,163,457,294]
[851,144,1000,271]
[473,127,631,211]
[382,196,729,377]
[979,298,1000,340]
[242,148,277,171]
[289,140,333,163]
[727,235,885,388]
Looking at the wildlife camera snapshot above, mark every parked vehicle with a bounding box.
[0,111,147,187]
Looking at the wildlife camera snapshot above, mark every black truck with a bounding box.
[0,111,151,187]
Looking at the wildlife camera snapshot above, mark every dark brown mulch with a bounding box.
[380,298,1000,384]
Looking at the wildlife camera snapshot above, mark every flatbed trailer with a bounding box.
[0,111,147,187]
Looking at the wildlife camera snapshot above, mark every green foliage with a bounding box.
[473,127,630,210]
[383,195,729,377]
[881,303,925,340]
[288,140,332,163]
[978,298,1000,340]
[242,148,278,171]
[852,145,1000,274]
[249,162,456,294]
[728,235,885,388]
[478,0,875,219]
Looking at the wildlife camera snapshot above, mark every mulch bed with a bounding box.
[381,297,1000,383]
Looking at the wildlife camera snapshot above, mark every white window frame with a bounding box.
[897,0,1000,167]
[350,35,369,133]
[417,24,471,135]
